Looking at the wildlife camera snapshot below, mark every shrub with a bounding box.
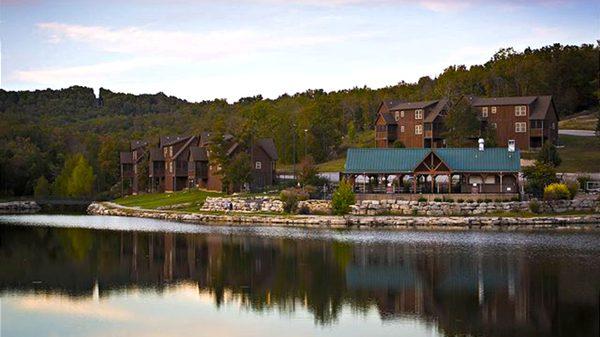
[536,142,562,167]
[418,197,427,202]
[280,188,309,213]
[484,198,493,203]
[523,162,558,198]
[511,196,521,202]
[433,198,442,202]
[297,204,310,215]
[392,140,406,148]
[577,176,591,191]
[565,180,579,199]
[466,199,474,203]
[445,198,454,203]
[457,198,464,203]
[543,183,571,201]
[529,199,541,214]
[331,179,355,215]
[34,176,50,199]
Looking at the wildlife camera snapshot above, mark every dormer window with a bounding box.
[482,107,488,117]
[414,109,423,120]
[515,106,527,116]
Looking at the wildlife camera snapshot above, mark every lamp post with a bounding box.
[292,123,297,180]
[303,129,308,159]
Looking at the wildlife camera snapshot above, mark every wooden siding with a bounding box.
[477,104,530,150]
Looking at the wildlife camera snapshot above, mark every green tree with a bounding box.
[53,155,80,197]
[67,155,95,197]
[392,140,406,148]
[346,120,357,144]
[331,179,356,215]
[442,97,480,147]
[536,141,561,167]
[33,176,50,199]
[523,162,558,198]
[226,152,252,192]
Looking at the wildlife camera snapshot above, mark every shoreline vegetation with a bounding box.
[86,201,600,231]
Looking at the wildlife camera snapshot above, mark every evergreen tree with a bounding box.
[442,97,480,147]
[536,141,562,167]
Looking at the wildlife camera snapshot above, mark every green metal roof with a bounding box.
[345,147,520,173]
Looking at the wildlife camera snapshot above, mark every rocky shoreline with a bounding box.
[87,202,600,231]
[0,201,41,214]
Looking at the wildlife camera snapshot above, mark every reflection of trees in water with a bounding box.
[0,225,598,336]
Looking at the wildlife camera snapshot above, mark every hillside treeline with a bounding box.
[0,43,597,196]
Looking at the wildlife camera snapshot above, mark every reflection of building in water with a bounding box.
[0,226,598,336]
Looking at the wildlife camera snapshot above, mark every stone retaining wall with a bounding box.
[201,197,284,213]
[0,201,41,214]
[87,202,600,230]
[200,196,599,216]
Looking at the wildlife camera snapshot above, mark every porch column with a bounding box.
[447,174,452,194]
[499,173,503,193]
[430,174,435,194]
[412,175,417,194]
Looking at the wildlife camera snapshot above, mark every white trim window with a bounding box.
[491,122,497,129]
[415,125,423,135]
[414,109,423,120]
[515,106,527,116]
[515,122,527,133]
[255,161,262,170]
[394,111,400,121]
[491,106,497,114]
[169,146,173,156]
[169,161,173,173]
[400,110,405,118]
[400,125,405,133]
[482,107,488,117]
[163,148,168,157]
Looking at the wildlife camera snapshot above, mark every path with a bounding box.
[559,129,597,137]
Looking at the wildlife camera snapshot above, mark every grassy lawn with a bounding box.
[517,135,600,172]
[559,111,598,130]
[114,189,223,210]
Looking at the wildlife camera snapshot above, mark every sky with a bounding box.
[1,0,598,102]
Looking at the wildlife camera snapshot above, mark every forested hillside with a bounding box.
[1,43,598,196]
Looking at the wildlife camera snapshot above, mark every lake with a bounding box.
[0,215,599,337]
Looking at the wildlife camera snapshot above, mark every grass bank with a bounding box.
[114,189,224,212]
[559,110,598,130]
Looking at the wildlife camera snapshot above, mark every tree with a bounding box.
[226,152,252,192]
[331,179,356,215]
[53,155,80,197]
[536,141,561,167]
[442,97,480,147]
[67,155,95,198]
[522,162,558,198]
[392,140,406,148]
[33,176,50,199]
[346,120,357,144]
[298,155,319,186]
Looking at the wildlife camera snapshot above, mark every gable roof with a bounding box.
[256,138,278,160]
[382,99,405,109]
[345,148,520,173]
[189,146,208,161]
[131,140,147,150]
[529,95,556,120]
[470,96,537,107]
[424,98,449,123]
[160,135,192,147]
[378,112,396,124]
[390,100,439,111]
[172,135,199,159]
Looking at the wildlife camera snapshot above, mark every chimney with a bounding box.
[508,140,516,152]
[478,138,485,151]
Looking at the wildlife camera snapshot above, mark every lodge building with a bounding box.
[375,95,558,151]
[120,133,278,194]
[343,142,521,200]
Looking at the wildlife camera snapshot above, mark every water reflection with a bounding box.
[0,217,599,337]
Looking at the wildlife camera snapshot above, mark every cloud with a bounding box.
[37,22,359,60]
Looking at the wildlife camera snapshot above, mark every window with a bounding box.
[491,122,497,129]
[415,109,423,120]
[169,146,173,156]
[255,161,262,170]
[484,176,496,184]
[394,111,400,121]
[169,162,173,173]
[400,110,405,118]
[515,106,527,116]
[415,125,423,135]
[400,125,405,133]
[163,148,168,157]
[515,122,527,133]
[551,122,555,129]
[491,106,497,114]
[482,107,488,117]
